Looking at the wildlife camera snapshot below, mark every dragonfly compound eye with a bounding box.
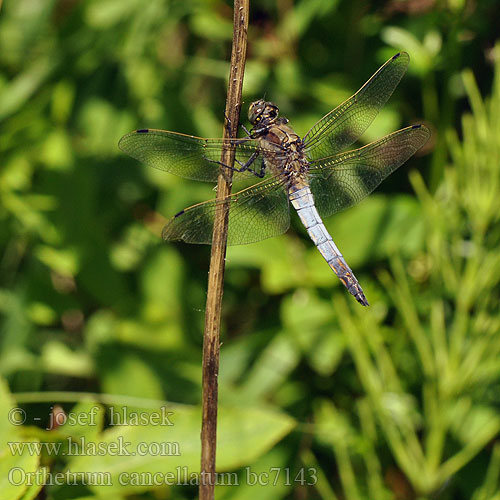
[248,99,268,124]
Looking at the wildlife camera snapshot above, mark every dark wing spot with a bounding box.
[136,129,149,133]
[392,52,401,60]
[412,124,422,129]
[174,210,185,218]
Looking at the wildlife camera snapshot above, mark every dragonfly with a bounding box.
[119,52,430,306]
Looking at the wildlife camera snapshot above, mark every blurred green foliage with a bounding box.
[1,0,500,499]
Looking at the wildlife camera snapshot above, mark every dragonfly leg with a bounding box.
[253,159,266,178]
[223,112,252,138]
[233,155,266,178]
[234,151,263,176]
[204,151,264,178]
[223,112,233,136]
[240,123,252,137]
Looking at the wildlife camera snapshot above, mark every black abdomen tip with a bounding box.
[357,293,369,307]
[350,284,369,306]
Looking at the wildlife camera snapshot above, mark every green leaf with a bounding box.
[0,379,44,500]
[19,469,47,500]
[100,352,164,400]
[34,245,80,277]
[41,341,94,378]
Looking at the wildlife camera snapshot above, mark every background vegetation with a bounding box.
[1,0,500,499]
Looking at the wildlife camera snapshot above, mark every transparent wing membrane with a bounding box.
[161,179,290,245]
[119,129,268,182]
[308,125,430,218]
[303,52,410,160]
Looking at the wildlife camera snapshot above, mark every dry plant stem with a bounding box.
[199,1,249,499]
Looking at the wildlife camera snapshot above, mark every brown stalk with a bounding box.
[199,1,249,499]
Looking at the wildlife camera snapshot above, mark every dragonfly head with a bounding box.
[248,99,280,127]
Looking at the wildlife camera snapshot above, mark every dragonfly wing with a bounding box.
[119,128,265,182]
[303,52,410,160]
[308,124,430,218]
[162,178,290,245]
